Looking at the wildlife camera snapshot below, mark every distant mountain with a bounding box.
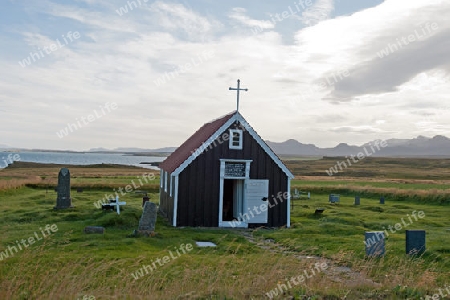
[265,139,321,156]
[150,147,178,153]
[89,147,110,152]
[5,135,450,157]
[322,143,362,156]
[266,135,450,157]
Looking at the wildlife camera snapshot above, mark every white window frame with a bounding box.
[229,129,243,150]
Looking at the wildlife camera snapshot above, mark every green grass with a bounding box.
[268,195,450,260]
[285,156,450,179]
[292,179,450,190]
[0,187,448,299]
[1,160,450,299]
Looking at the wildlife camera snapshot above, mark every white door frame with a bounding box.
[218,159,252,227]
[232,180,244,219]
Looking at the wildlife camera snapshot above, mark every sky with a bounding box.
[1,0,449,151]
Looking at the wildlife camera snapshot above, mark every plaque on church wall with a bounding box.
[225,162,246,177]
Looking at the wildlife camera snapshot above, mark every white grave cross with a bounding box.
[109,196,126,215]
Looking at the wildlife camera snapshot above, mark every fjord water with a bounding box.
[0,151,165,169]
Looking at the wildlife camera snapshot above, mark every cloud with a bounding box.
[286,0,450,104]
[42,1,137,32]
[331,28,450,100]
[228,7,275,29]
[330,126,383,134]
[148,1,221,41]
[301,0,334,26]
[2,0,450,150]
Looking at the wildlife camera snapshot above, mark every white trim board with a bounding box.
[173,175,179,227]
[218,159,252,228]
[287,178,291,228]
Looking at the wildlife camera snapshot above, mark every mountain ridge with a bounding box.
[2,135,450,157]
[266,135,450,157]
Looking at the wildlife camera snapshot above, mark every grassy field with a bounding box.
[285,156,450,179]
[0,159,449,299]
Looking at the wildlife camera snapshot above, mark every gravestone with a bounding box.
[406,230,426,255]
[380,197,385,204]
[54,168,72,209]
[329,194,340,203]
[354,196,360,205]
[365,231,385,257]
[138,201,158,232]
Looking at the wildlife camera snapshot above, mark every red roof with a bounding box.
[159,111,236,173]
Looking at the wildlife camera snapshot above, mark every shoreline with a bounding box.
[1,161,160,170]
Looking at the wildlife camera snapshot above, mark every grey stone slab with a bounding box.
[365,231,385,257]
[329,194,340,203]
[406,230,426,255]
[54,168,72,209]
[138,201,158,232]
[195,242,216,247]
[354,196,360,205]
[380,197,385,204]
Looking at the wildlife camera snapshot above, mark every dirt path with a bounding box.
[239,230,380,289]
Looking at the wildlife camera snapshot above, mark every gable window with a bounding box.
[229,129,243,150]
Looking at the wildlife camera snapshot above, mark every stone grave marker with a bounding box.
[354,196,360,205]
[406,230,426,255]
[365,231,385,257]
[139,201,158,231]
[135,201,158,236]
[329,194,340,203]
[380,197,385,204]
[54,168,72,209]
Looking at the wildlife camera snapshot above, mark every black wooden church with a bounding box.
[159,80,294,228]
